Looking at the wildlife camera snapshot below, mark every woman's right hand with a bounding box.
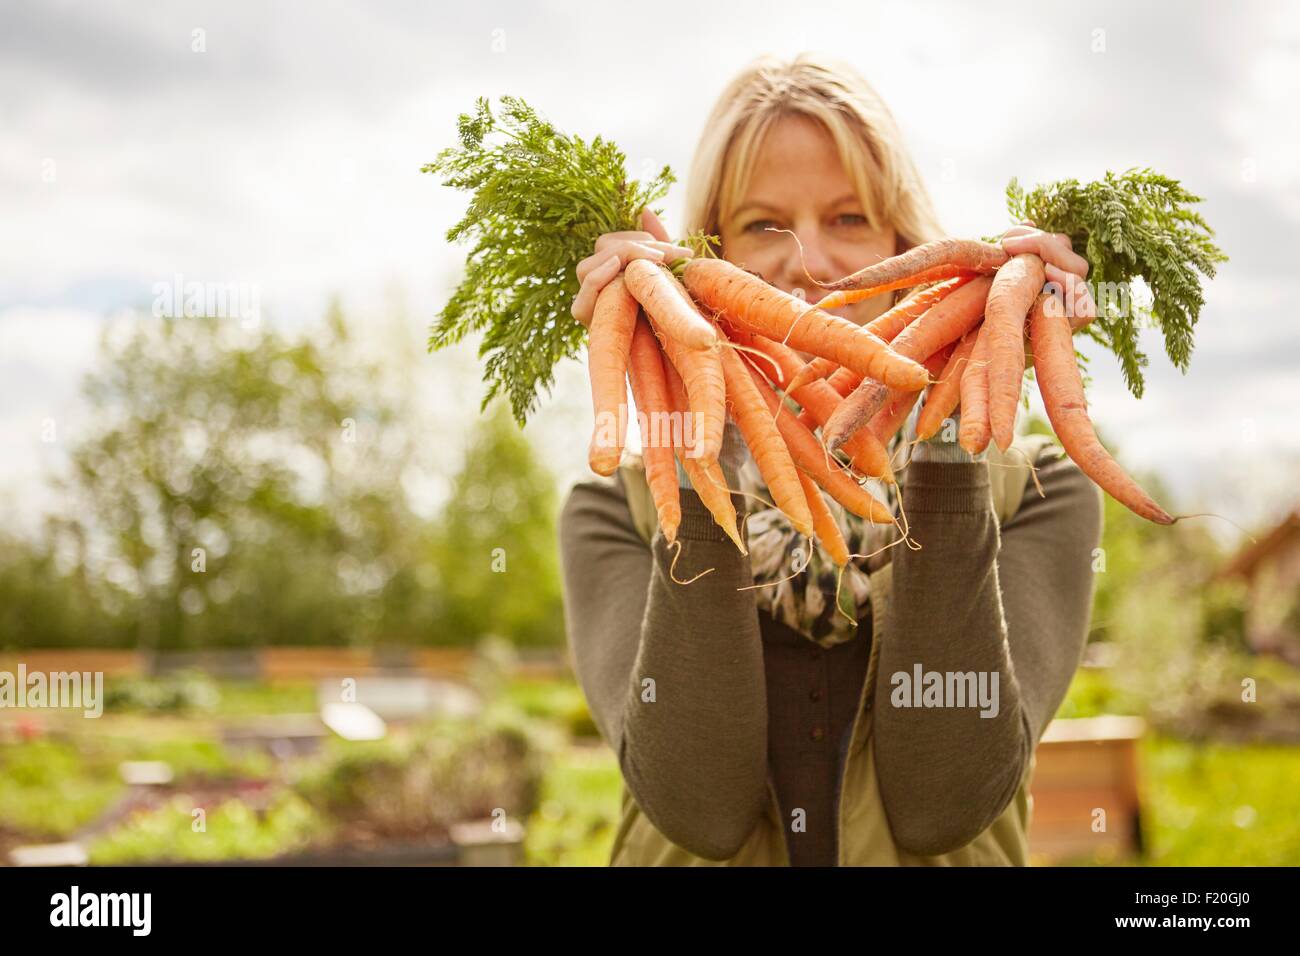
[570,208,694,329]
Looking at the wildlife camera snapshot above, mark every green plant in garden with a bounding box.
[87,792,327,864]
[0,738,125,838]
[104,670,220,714]
[292,717,543,839]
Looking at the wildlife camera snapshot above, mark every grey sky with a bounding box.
[1,0,1297,537]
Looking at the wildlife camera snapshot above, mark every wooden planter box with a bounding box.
[1027,715,1144,864]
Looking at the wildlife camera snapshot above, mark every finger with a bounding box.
[1040,235,1090,278]
[641,207,672,243]
[1001,233,1090,278]
[1021,219,1035,227]
[1044,265,1097,331]
[1000,225,1035,241]
[571,254,620,327]
[642,240,695,261]
[595,231,655,253]
[578,240,662,283]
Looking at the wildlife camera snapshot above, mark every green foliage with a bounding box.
[524,746,621,867]
[103,670,220,714]
[425,96,674,424]
[0,738,125,838]
[1141,735,1300,865]
[6,304,567,650]
[292,716,543,838]
[87,792,327,864]
[1007,169,1228,398]
[43,312,443,650]
[502,677,600,738]
[0,732,271,840]
[430,401,564,647]
[1055,667,1140,720]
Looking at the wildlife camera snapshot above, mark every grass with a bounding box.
[0,738,126,838]
[524,744,621,866]
[1140,735,1300,866]
[0,728,273,841]
[87,792,327,865]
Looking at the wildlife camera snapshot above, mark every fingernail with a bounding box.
[602,254,620,271]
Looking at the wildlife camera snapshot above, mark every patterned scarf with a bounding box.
[738,424,907,649]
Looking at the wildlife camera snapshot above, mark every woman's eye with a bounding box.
[743,219,780,234]
[836,213,869,227]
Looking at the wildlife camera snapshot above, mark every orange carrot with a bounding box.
[816,267,978,311]
[823,277,992,451]
[864,274,978,342]
[624,258,718,351]
[869,345,955,445]
[718,345,814,536]
[723,324,893,482]
[662,357,745,553]
[916,327,979,441]
[796,470,850,567]
[744,361,896,525]
[682,258,930,391]
[651,319,725,467]
[986,253,1046,451]
[626,317,681,543]
[957,324,993,455]
[815,238,1008,293]
[1028,292,1174,524]
[826,367,861,398]
[785,356,838,395]
[586,276,640,475]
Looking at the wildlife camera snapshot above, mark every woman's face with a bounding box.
[719,114,898,328]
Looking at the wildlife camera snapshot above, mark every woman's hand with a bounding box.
[570,208,695,329]
[1000,220,1096,332]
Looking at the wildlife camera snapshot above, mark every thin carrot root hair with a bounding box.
[998,445,1047,499]
[846,530,916,565]
[722,336,784,382]
[667,539,715,586]
[736,535,815,592]
[890,477,922,552]
[701,465,779,515]
[760,226,823,297]
[1166,512,1256,537]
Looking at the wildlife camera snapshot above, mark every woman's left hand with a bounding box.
[1000,220,1096,331]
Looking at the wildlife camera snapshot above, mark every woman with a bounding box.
[560,53,1103,866]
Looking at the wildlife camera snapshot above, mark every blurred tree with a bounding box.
[430,401,564,647]
[10,304,566,651]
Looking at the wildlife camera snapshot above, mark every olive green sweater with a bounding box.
[558,448,1102,864]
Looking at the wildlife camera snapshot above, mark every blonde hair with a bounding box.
[682,53,944,256]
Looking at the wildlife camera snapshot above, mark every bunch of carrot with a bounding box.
[587,236,1176,566]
